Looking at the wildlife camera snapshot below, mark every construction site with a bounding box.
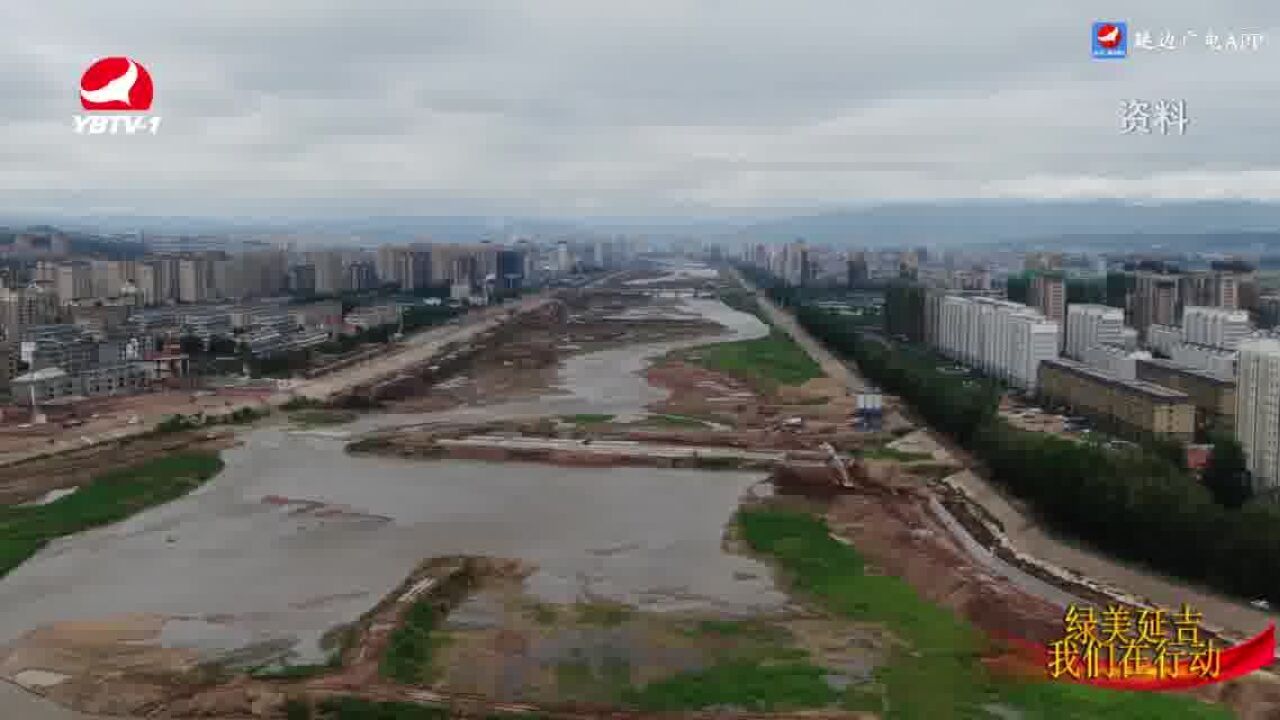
[2,264,1279,719]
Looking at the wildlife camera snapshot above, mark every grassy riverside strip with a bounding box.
[690,330,822,388]
[731,507,1231,719]
[380,601,445,685]
[0,451,224,577]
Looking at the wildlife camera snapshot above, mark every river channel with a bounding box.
[0,297,783,677]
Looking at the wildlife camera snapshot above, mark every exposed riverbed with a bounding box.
[0,297,781,679]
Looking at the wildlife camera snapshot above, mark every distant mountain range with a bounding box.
[728,200,1280,250]
[6,200,1280,252]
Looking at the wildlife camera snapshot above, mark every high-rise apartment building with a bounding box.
[178,258,213,303]
[1236,339,1280,489]
[56,262,94,302]
[0,286,60,340]
[376,245,432,291]
[847,252,869,287]
[781,241,810,286]
[1130,272,1180,337]
[1030,273,1065,325]
[346,261,377,292]
[1064,304,1124,360]
[1181,306,1251,350]
[934,296,1058,391]
[226,250,287,299]
[309,251,346,295]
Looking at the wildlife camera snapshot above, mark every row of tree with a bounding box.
[793,304,1279,604]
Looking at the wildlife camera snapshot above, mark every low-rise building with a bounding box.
[290,328,331,350]
[12,367,76,404]
[180,308,233,347]
[1038,358,1196,442]
[77,363,148,396]
[1135,358,1237,435]
[1082,345,1151,381]
[12,363,148,404]
[1170,342,1237,378]
[344,302,398,331]
[289,300,343,331]
[1146,324,1181,356]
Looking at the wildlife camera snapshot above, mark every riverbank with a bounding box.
[0,451,224,578]
[739,504,1232,718]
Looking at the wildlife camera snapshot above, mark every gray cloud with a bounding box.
[2,1,1279,218]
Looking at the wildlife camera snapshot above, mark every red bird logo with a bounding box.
[1096,24,1122,49]
[80,57,154,111]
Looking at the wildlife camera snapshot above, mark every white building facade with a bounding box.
[1082,345,1152,381]
[933,295,1059,391]
[1171,343,1237,378]
[1064,304,1124,360]
[1236,339,1280,489]
[1182,306,1252,350]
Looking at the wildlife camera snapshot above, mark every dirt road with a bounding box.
[0,682,110,720]
[291,296,553,401]
[950,468,1279,641]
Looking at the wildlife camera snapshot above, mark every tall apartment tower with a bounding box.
[309,251,346,295]
[1030,273,1066,323]
[1236,338,1280,490]
[1064,304,1124,360]
[1181,306,1251,351]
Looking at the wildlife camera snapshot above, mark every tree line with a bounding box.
[793,303,1280,605]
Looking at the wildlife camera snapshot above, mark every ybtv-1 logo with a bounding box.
[72,57,162,135]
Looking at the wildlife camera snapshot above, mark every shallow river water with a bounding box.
[0,297,782,669]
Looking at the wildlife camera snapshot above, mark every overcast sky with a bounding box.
[2,1,1279,219]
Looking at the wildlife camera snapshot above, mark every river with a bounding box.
[0,295,782,685]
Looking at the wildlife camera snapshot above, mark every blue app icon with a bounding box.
[1092,21,1128,59]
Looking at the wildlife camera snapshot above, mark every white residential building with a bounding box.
[1118,326,1140,351]
[1146,324,1182,356]
[1182,306,1251,350]
[1064,304,1124,360]
[933,295,1058,391]
[1083,345,1152,381]
[1236,339,1280,489]
[1171,343,1237,378]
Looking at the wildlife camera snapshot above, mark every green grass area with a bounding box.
[281,396,326,411]
[995,680,1234,719]
[680,618,790,642]
[624,660,838,712]
[737,507,1233,719]
[692,331,822,388]
[0,451,224,578]
[858,447,933,462]
[527,602,558,625]
[640,413,712,429]
[717,288,762,316]
[558,413,614,425]
[154,406,269,433]
[690,455,745,470]
[575,601,633,626]
[380,601,444,685]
